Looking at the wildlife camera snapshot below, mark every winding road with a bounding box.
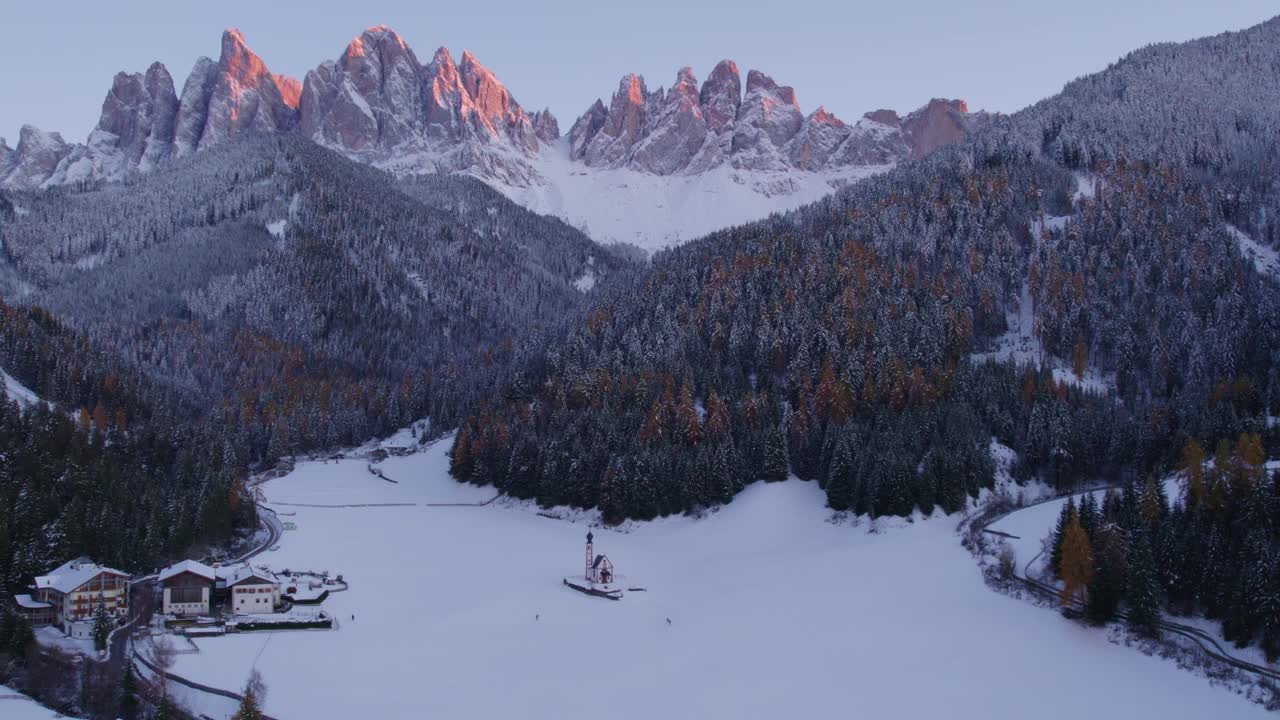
[970,488,1280,683]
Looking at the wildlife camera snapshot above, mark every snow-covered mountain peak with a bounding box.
[0,125,73,189]
[175,28,300,154]
[217,28,300,108]
[699,59,741,141]
[0,26,985,249]
[808,106,844,127]
[743,68,798,106]
[561,60,982,181]
[344,25,411,59]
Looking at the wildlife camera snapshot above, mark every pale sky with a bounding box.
[2,1,1276,145]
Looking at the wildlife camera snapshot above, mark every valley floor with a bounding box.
[169,438,1270,719]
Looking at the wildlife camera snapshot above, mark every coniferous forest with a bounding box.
[0,299,256,588]
[1051,435,1280,661]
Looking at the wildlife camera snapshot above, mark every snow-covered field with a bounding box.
[493,139,888,254]
[171,437,1271,719]
[0,684,68,718]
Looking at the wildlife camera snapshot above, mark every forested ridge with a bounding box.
[0,299,255,590]
[451,22,1280,526]
[445,16,1280,657]
[0,136,628,460]
[0,134,628,599]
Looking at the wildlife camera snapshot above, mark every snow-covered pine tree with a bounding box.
[1050,498,1076,578]
[118,662,140,720]
[761,424,789,482]
[1125,533,1162,638]
[1085,524,1126,625]
[92,599,112,652]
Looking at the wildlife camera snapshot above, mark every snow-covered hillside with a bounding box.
[0,684,67,718]
[971,281,1115,394]
[490,139,888,253]
[166,436,1270,720]
[1227,224,1280,278]
[1,369,44,408]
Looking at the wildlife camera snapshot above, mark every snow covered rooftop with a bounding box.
[159,559,217,584]
[216,563,278,588]
[13,593,51,609]
[34,557,128,594]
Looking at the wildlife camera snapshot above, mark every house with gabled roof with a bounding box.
[30,557,129,638]
[159,560,216,617]
[216,563,281,615]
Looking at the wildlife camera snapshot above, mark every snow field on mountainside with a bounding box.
[1227,225,1280,278]
[1,369,43,408]
[168,436,1270,720]
[494,139,888,254]
[971,281,1115,394]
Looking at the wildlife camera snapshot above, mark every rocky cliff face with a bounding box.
[0,126,73,189]
[296,26,546,183]
[566,61,984,176]
[573,69,719,175]
[0,139,13,181]
[177,29,300,154]
[41,62,181,185]
[299,26,428,153]
[96,62,179,170]
[2,25,983,200]
[900,98,974,158]
[2,28,300,188]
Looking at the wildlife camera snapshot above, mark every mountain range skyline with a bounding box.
[3,0,1275,145]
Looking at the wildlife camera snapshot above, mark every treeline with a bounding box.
[1,136,625,462]
[0,301,256,591]
[453,151,1279,522]
[1052,435,1280,660]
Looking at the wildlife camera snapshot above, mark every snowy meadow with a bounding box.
[168,437,1271,719]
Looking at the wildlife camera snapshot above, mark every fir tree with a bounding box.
[1085,524,1126,625]
[1138,475,1167,528]
[1125,533,1162,638]
[119,663,140,720]
[1050,498,1076,578]
[234,687,265,720]
[1078,491,1098,539]
[761,424,790,482]
[1182,438,1207,509]
[153,695,178,720]
[92,599,112,652]
[825,435,855,511]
